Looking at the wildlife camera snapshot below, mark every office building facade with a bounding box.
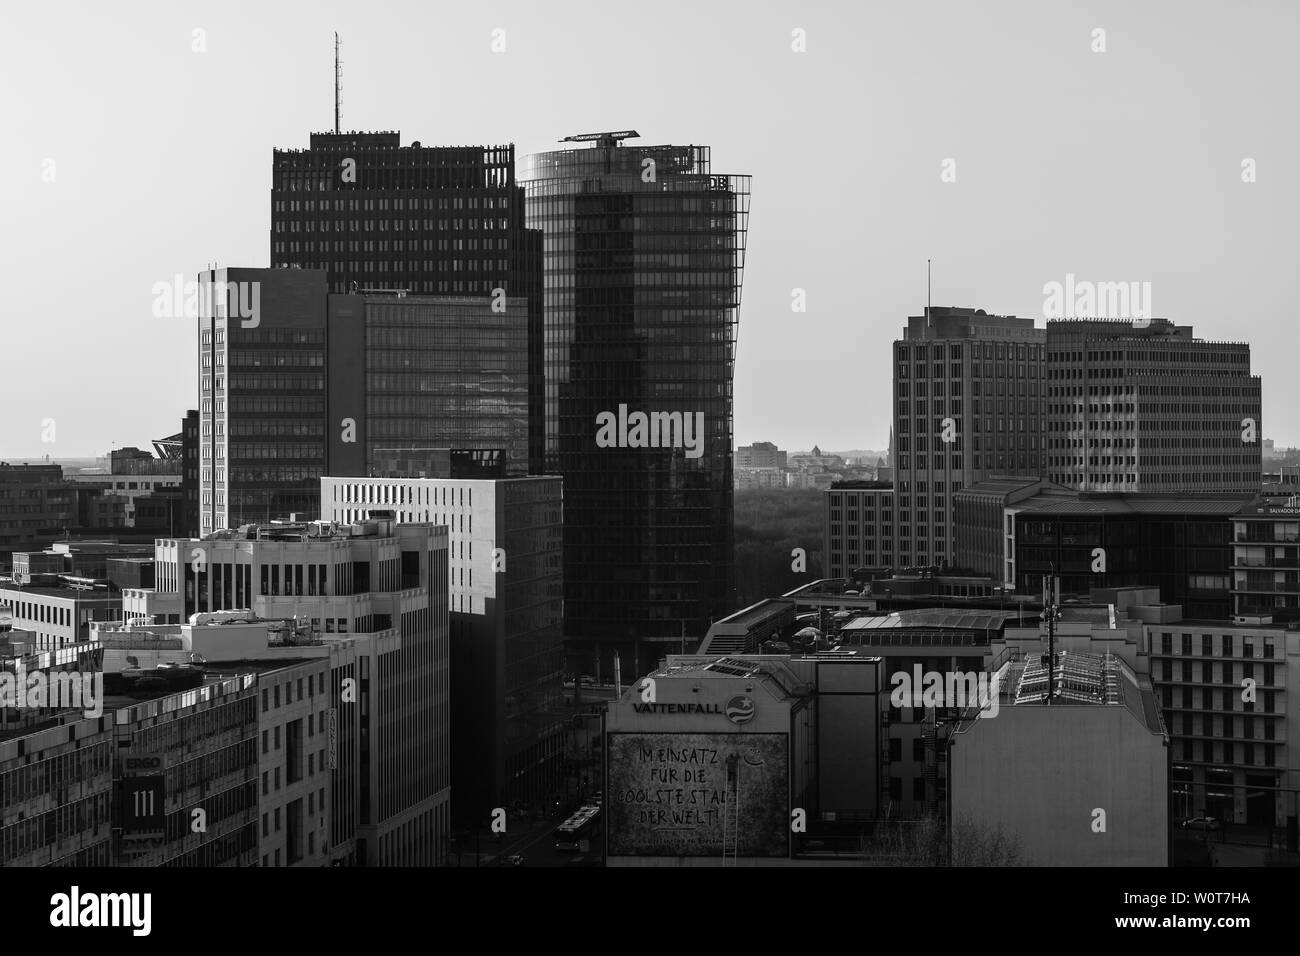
[0,463,77,570]
[824,481,895,578]
[322,475,564,820]
[1232,495,1300,622]
[152,518,451,865]
[1044,318,1261,493]
[521,134,750,675]
[891,308,1046,569]
[199,267,535,534]
[270,131,544,472]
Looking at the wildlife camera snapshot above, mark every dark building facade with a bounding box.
[326,294,529,478]
[1045,318,1261,493]
[892,308,1047,569]
[182,410,200,537]
[199,267,328,535]
[1232,495,1300,622]
[199,267,533,534]
[270,131,544,473]
[0,463,76,571]
[520,134,750,675]
[1011,496,1251,619]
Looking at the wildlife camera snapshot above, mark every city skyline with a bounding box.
[4,0,1299,460]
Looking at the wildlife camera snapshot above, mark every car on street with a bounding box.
[1179,816,1221,831]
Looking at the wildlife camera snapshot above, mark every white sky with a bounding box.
[2,0,1297,458]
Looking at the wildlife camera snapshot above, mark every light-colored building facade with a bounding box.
[321,476,564,819]
[147,516,450,866]
[949,649,1168,866]
[1044,318,1261,493]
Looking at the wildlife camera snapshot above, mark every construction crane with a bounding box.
[560,130,641,148]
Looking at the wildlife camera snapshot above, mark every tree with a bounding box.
[865,812,1025,866]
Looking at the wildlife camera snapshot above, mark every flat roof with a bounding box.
[1020,496,1253,517]
[0,585,119,600]
[841,608,1017,632]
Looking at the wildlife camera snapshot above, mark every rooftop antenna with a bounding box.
[926,258,932,331]
[334,32,341,134]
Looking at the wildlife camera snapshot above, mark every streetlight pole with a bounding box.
[1040,573,1060,705]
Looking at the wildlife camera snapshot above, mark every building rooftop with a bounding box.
[0,583,119,600]
[646,655,808,701]
[829,480,893,490]
[840,608,1018,633]
[1019,495,1254,517]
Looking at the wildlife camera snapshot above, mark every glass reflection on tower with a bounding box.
[521,135,749,674]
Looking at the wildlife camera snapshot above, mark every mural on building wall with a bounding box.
[606,732,788,857]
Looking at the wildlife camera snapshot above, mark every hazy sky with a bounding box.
[2,0,1297,459]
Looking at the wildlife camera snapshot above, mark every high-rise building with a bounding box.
[270,131,544,472]
[1044,318,1261,493]
[199,267,534,534]
[322,474,564,820]
[327,294,531,479]
[521,133,750,675]
[199,267,329,535]
[892,307,1046,568]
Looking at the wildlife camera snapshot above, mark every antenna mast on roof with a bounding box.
[334,32,342,134]
[926,258,931,331]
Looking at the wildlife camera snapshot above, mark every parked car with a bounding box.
[1180,816,1221,831]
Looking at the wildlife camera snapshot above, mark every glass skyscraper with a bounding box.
[521,134,750,675]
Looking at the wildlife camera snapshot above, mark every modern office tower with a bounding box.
[520,132,751,676]
[198,267,329,535]
[199,266,534,533]
[892,307,1046,569]
[825,481,895,578]
[1233,494,1300,622]
[1044,318,1261,493]
[321,475,564,821]
[0,462,77,570]
[152,517,450,866]
[327,294,530,479]
[270,131,544,472]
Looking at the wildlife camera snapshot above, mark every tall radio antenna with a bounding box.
[334,32,342,134]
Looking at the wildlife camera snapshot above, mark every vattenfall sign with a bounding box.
[632,695,756,725]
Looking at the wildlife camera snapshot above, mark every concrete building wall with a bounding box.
[951,703,1168,866]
